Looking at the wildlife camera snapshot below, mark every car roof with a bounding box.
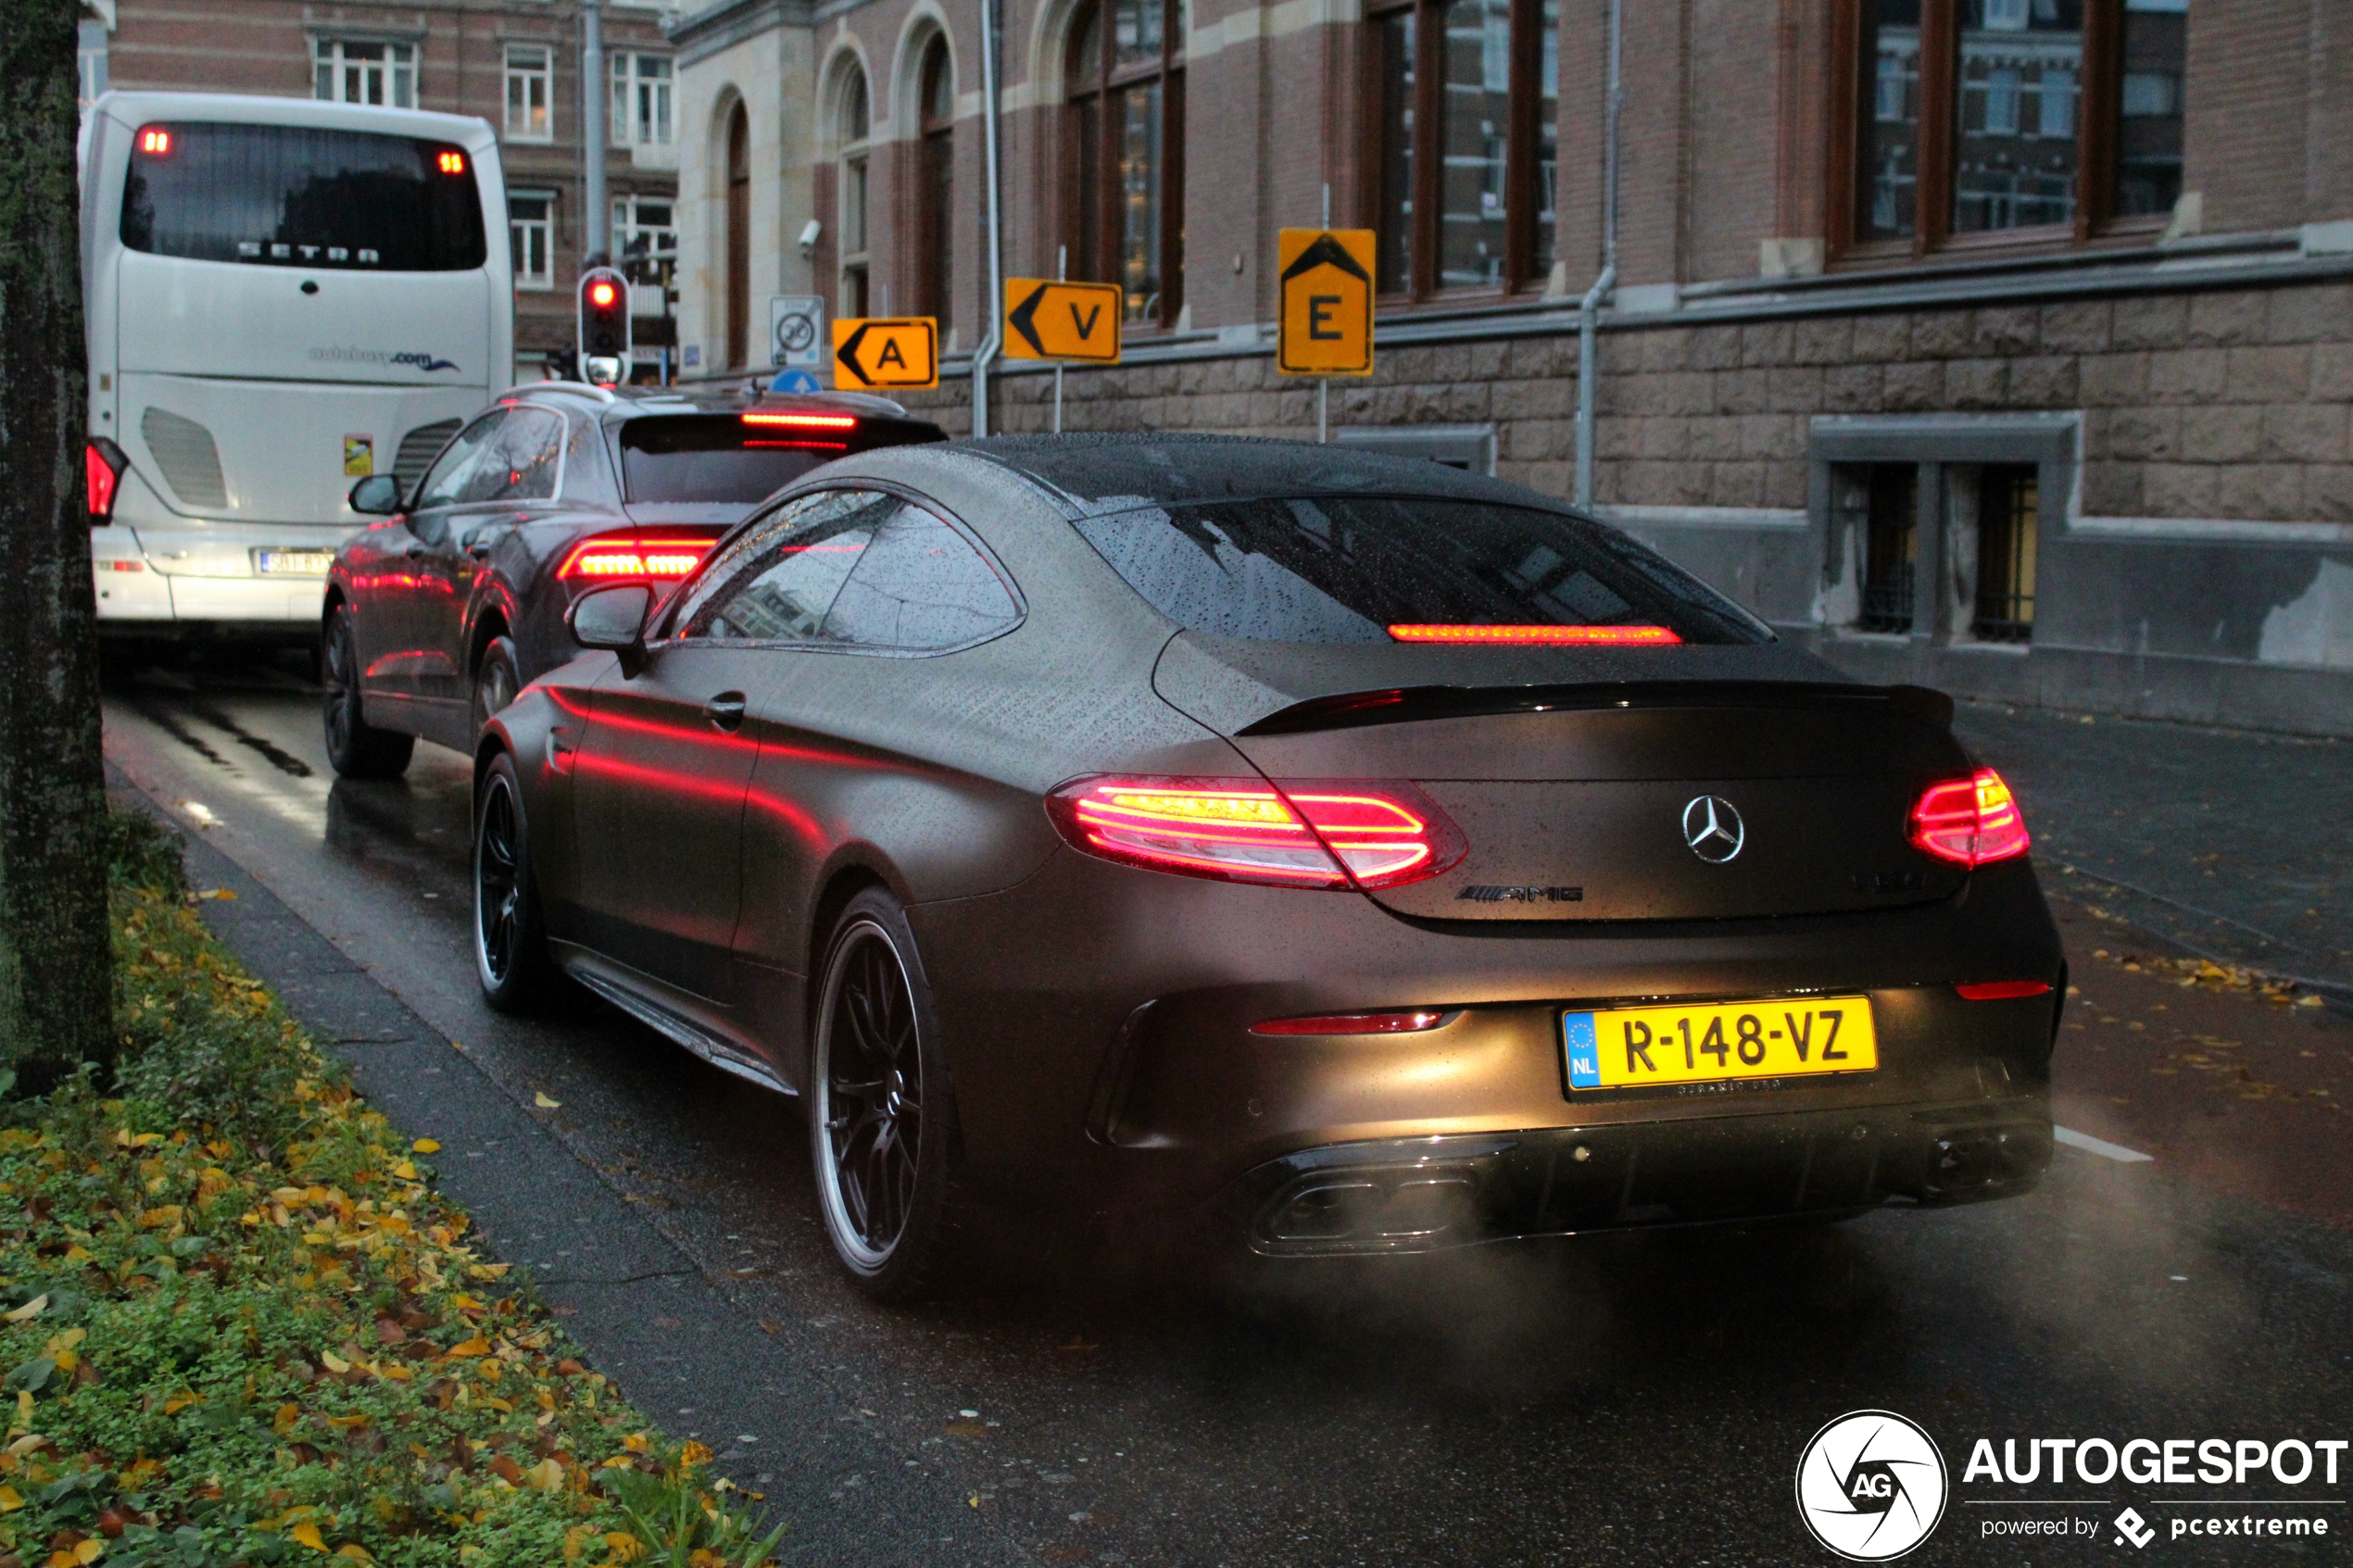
[954,433,1575,514]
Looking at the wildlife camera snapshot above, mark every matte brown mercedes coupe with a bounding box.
[473,436,2063,1299]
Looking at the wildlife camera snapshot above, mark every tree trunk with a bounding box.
[0,0,113,1086]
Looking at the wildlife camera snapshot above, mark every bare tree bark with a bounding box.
[0,0,113,1086]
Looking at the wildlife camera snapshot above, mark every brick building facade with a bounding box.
[615,3,2345,730]
[82,0,684,372]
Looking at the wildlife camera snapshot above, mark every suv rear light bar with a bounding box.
[1387,624,1682,646]
[1046,776,1467,891]
[556,534,717,582]
[1909,768,2031,869]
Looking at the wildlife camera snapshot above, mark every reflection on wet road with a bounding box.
[102,655,2353,1567]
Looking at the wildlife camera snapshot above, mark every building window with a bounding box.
[505,46,552,143]
[612,195,676,270]
[2114,0,2185,217]
[610,54,674,148]
[916,38,955,334]
[1065,0,1184,328]
[1836,0,2186,257]
[836,67,872,320]
[510,194,554,289]
[78,21,108,108]
[1972,465,2037,642]
[725,104,750,368]
[1370,0,1557,298]
[1832,464,1919,633]
[315,40,416,110]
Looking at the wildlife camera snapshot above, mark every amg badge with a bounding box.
[1457,884,1583,904]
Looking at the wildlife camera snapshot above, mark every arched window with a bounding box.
[1066,0,1184,328]
[837,67,873,318]
[724,102,749,368]
[916,38,955,334]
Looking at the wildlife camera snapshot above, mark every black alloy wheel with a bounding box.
[472,751,555,1010]
[321,605,414,779]
[810,888,968,1299]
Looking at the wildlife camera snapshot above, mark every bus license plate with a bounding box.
[1564,996,1877,1090]
[255,550,333,576]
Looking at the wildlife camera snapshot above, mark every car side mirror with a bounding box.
[348,473,403,515]
[566,583,653,666]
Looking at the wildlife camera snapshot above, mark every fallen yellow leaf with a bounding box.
[535,1093,561,1110]
[74,1541,104,1566]
[335,1547,375,1563]
[320,1351,351,1374]
[446,1337,492,1359]
[0,1486,19,1511]
[412,1139,441,1154]
[292,1521,328,1551]
[4,1296,47,1323]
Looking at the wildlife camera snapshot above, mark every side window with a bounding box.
[411,411,505,509]
[822,506,1020,649]
[472,408,564,502]
[558,414,620,505]
[673,489,895,642]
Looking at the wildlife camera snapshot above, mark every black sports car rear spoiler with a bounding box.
[1235,681,1957,737]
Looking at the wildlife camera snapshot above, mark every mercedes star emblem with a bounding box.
[1681,796,1745,863]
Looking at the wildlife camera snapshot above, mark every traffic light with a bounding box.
[578,266,630,385]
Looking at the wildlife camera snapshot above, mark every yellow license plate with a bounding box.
[1564,996,1877,1090]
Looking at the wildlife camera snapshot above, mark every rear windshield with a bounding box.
[617,413,942,504]
[120,122,485,271]
[618,417,846,504]
[1070,497,1773,646]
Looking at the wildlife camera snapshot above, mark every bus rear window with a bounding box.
[1070,496,1776,646]
[120,122,486,271]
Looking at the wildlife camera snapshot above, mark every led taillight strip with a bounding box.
[555,535,718,582]
[1047,777,1466,891]
[1909,767,2032,869]
[1388,623,1682,646]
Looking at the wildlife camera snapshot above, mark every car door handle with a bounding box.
[703,693,747,733]
[467,542,492,560]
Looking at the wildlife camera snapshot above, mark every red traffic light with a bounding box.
[588,281,619,308]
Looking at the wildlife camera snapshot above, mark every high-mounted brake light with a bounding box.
[136,127,171,156]
[1955,980,2051,1000]
[1909,767,2031,869]
[742,411,859,431]
[1387,623,1682,646]
[1251,1010,1451,1036]
[86,438,127,522]
[1045,776,1466,890]
[556,534,717,582]
[436,149,467,175]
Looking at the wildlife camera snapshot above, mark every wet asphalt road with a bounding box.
[100,653,2353,1566]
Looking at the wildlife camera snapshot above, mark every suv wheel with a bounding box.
[321,605,414,779]
[472,634,523,734]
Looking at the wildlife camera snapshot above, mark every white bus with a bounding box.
[81,92,510,645]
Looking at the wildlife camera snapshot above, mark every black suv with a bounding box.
[321,383,943,776]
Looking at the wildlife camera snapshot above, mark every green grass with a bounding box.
[0,815,782,1568]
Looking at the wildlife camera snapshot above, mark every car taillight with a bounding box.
[556,534,716,582]
[1045,776,1466,890]
[1251,1010,1451,1035]
[86,438,126,522]
[1387,623,1682,646]
[1955,980,2051,1000]
[1909,767,2031,868]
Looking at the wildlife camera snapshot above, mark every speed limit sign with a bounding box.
[770,295,825,370]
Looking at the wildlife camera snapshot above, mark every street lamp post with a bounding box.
[582,0,607,265]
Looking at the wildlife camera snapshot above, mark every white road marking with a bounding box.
[2055,1125,2156,1163]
